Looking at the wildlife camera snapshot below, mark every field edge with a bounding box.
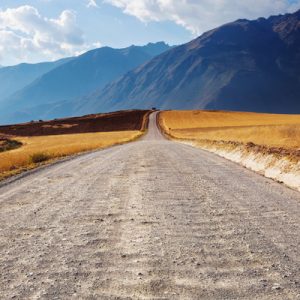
[158,111,300,192]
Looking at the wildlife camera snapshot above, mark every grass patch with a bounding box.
[160,110,300,150]
[30,152,51,163]
[0,130,143,180]
[0,139,22,152]
[159,110,300,191]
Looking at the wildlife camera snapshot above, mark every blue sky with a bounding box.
[0,0,299,66]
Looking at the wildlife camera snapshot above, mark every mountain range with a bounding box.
[84,10,300,115]
[0,58,72,101]
[0,10,300,125]
[0,42,170,124]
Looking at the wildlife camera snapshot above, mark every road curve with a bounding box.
[0,112,299,299]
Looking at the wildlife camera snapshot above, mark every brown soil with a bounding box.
[0,110,151,137]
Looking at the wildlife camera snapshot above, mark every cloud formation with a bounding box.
[87,0,99,8]
[105,0,300,34]
[0,5,96,65]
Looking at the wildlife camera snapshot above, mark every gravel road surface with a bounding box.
[0,112,299,299]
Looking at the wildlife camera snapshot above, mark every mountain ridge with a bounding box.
[1,10,300,125]
[81,9,300,115]
[0,57,72,101]
[0,42,171,124]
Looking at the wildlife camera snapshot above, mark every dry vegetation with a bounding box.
[0,110,151,180]
[160,110,300,150]
[0,137,22,153]
[0,131,142,180]
[160,110,300,191]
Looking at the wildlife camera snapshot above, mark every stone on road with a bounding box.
[0,112,299,299]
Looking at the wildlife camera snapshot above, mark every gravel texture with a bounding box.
[0,112,299,299]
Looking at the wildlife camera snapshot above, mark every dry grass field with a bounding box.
[160,110,300,191]
[0,131,142,180]
[160,110,300,150]
[0,110,151,180]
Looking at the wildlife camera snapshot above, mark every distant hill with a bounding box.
[83,10,300,114]
[0,110,149,136]
[0,42,170,124]
[0,58,72,101]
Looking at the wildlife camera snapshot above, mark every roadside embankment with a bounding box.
[159,110,300,192]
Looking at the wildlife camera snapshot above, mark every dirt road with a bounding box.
[0,112,299,299]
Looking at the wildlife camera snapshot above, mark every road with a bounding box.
[0,112,299,299]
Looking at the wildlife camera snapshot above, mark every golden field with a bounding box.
[159,110,300,149]
[0,131,142,179]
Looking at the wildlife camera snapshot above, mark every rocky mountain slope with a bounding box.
[84,10,300,114]
[0,58,71,101]
[0,42,170,124]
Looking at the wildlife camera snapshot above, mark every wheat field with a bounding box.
[160,110,300,149]
[0,131,142,179]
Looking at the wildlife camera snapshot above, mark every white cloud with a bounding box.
[104,0,300,35]
[87,0,99,8]
[0,5,98,65]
